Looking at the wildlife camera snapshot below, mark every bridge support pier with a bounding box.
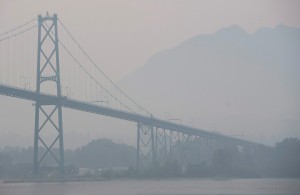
[136,122,155,170]
[166,130,181,165]
[154,127,168,167]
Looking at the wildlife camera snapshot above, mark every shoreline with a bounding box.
[2,176,299,184]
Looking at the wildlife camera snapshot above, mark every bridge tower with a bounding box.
[33,13,64,174]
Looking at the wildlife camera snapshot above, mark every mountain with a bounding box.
[120,25,300,145]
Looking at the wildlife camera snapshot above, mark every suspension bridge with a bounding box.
[0,13,264,174]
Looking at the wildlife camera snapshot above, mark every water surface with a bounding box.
[1,178,299,195]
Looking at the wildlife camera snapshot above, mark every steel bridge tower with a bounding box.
[33,13,64,174]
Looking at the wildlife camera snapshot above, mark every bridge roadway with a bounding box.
[0,83,261,148]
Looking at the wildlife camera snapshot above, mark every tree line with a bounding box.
[0,137,299,179]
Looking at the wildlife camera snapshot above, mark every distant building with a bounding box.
[78,168,94,176]
[110,167,128,174]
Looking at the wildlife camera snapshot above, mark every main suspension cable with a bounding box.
[0,17,37,37]
[0,25,37,43]
[58,39,136,113]
[58,19,152,116]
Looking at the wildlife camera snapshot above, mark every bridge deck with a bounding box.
[0,84,261,147]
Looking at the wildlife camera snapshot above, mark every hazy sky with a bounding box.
[1,0,300,80]
[0,0,300,148]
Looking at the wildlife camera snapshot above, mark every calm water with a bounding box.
[0,178,300,195]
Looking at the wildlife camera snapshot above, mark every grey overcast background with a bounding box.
[0,0,300,148]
